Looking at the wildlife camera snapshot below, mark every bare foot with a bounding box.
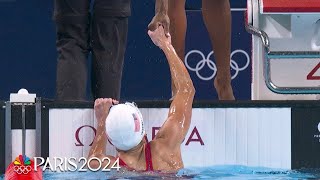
[214,78,235,100]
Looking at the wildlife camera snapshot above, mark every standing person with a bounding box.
[149,0,235,100]
[54,0,131,101]
[88,26,195,171]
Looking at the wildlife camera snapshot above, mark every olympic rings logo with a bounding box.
[184,49,250,81]
[13,165,32,174]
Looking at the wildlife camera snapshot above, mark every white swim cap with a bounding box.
[105,102,145,151]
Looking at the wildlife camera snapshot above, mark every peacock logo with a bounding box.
[13,155,32,174]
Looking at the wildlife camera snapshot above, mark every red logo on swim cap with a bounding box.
[132,113,140,132]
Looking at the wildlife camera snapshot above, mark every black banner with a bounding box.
[11,105,36,129]
[292,107,320,169]
[0,102,5,174]
[41,107,49,159]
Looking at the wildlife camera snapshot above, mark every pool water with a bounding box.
[26,165,320,179]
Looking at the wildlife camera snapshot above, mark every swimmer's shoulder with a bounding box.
[149,139,180,158]
[150,139,184,171]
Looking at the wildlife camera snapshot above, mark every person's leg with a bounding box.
[168,0,187,99]
[202,0,235,100]
[54,0,91,101]
[91,0,131,100]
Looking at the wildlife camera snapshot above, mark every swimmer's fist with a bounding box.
[148,13,170,37]
[148,26,171,49]
[94,98,119,123]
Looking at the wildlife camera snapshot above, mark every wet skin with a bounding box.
[88,26,195,172]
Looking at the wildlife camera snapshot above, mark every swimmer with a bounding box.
[149,0,235,100]
[87,26,195,172]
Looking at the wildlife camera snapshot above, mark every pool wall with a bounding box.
[1,100,320,174]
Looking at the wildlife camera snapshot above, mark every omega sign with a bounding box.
[75,125,204,146]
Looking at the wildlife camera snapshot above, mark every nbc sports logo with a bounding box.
[5,155,42,180]
[13,155,32,175]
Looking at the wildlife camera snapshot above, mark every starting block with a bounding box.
[246,0,320,100]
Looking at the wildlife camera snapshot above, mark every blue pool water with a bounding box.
[2,165,318,180]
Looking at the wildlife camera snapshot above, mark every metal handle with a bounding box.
[245,20,270,53]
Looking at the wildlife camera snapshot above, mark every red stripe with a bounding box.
[262,0,320,13]
[134,119,140,132]
[145,141,154,171]
[133,114,140,132]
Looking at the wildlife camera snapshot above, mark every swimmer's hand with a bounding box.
[148,12,170,37]
[94,98,119,123]
[148,26,171,49]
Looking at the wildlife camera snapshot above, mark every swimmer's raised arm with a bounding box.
[148,27,195,149]
[148,0,170,37]
[87,98,118,168]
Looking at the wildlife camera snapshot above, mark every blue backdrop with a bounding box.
[0,0,249,100]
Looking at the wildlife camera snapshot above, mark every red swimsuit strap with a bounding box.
[144,137,154,171]
[118,136,154,171]
[119,158,127,166]
[118,157,135,171]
